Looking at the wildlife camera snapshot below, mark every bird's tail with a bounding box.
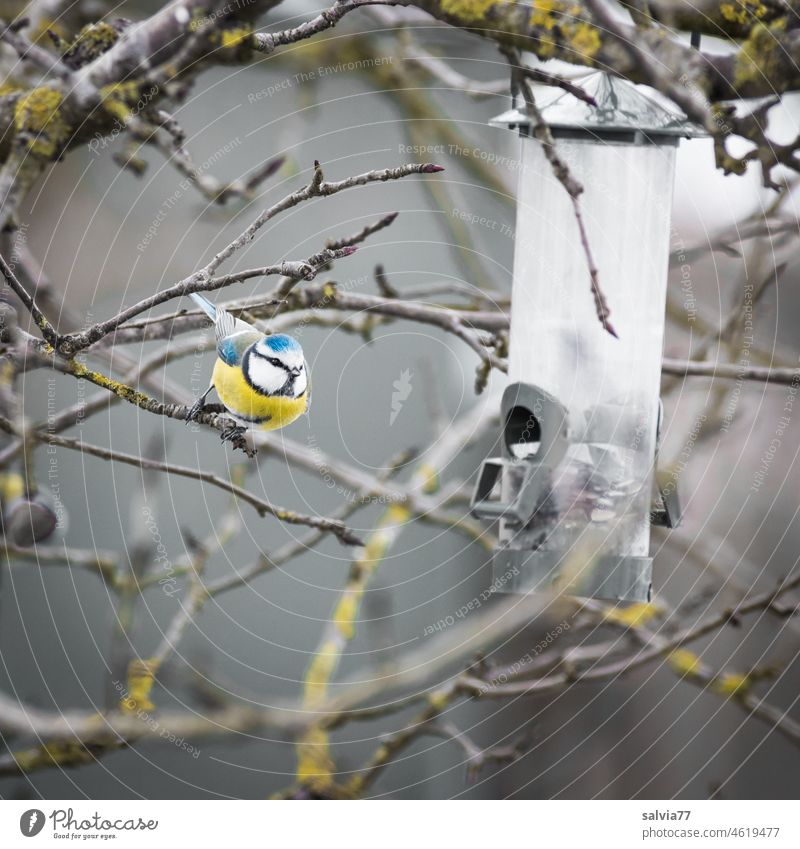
[190,292,216,321]
[190,291,247,341]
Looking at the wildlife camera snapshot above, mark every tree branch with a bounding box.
[56,161,442,355]
[0,416,362,546]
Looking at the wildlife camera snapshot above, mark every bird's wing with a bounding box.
[218,330,262,366]
[190,292,252,343]
[212,307,253,344]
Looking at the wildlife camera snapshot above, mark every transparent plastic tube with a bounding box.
[505,135,676,571]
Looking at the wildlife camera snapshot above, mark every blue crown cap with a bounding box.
[265,334,301,353]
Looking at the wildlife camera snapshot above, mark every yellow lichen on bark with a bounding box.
[295,726,336,792]
[530,0,560,57]
[713,672,751,697]
[303,639,339,705]
[604,602,662,628]
[567,20,601,60]
[0,80,24,97]
[64,359,159,410]
[14,741,96,772]
[734,20,788,89]
[417,463,440,494]
[529,1,601,62]
[440,0,504,26]
[296,640,338,793]
[120,658,160,713]
[99,82,143,124]
[333,592,360,640]
[667,648,702,678]
[64,21,121,66]
[14,87,70,157]
[208,25,254,62]
[294,502,413,795]
[221,26,253,49]
[0,471,24,503]
[720,0,768,27]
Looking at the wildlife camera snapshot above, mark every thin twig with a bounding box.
[504,47,617,338]
[661,358,800,386]
[0,18,72,80]
[0,252,59,348]
[0,418,362,545]
[56,162,442,355]
[1,542,118,583]
[252,0,400,54]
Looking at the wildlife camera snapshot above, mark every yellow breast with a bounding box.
[212,360,308,431]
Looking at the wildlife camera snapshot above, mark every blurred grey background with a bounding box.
[1,0,799,799]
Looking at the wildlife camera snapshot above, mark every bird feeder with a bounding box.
[471,72,704,602]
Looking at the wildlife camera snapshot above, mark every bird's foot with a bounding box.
[219,423,256,457]
[219,423,245,442]
[185,398,205,424]
[185,402,225,424]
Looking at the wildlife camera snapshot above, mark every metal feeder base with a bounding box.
[493,548,653,603]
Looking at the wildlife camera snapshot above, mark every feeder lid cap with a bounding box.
[490,71,707,139]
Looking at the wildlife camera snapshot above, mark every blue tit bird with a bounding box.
[186,293,309,443]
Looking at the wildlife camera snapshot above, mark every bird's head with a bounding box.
[247,334,307,397]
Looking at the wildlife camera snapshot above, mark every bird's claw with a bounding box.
[219,424,256,457]
[186,401,225,424]
[185,399,205,424]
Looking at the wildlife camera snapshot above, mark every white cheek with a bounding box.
[295,371,308,397]
[247,358,286,394]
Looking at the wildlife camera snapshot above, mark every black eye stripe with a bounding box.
[251,347,303,373]
[252,350,288,369]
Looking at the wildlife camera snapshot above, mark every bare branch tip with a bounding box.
[340,529,365,547]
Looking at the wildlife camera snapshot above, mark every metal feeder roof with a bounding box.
[490,71,707,140]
